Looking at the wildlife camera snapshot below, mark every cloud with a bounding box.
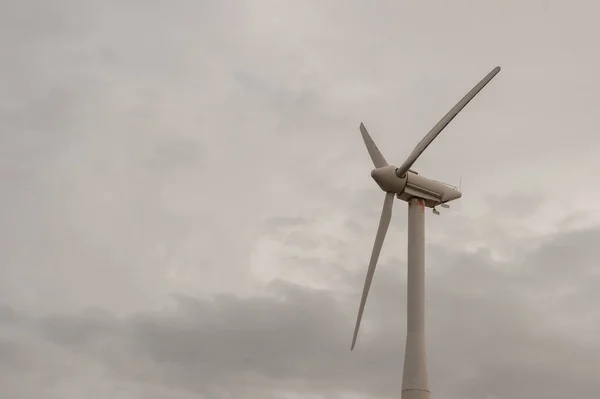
[4,0,600,313]
[2,225,600,398]
[2,0,600,398]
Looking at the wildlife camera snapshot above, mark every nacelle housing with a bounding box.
[397,171,461,208]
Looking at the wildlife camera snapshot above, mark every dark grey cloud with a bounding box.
[2,225,600,398]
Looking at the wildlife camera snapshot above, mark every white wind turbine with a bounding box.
[351,66,501,399]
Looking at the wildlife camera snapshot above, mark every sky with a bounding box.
[1,0,600,397]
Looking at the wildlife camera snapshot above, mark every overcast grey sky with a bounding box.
[2,0,600,398]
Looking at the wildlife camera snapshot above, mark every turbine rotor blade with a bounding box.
[360,122,388,168]
[396,66,501,177]
[351,191,395,350]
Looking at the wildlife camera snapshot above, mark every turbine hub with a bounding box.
[371,165,407,193]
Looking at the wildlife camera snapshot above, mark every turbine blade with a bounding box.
[351,191,395,350]
[396,66,501,177]
[360,122,388,168]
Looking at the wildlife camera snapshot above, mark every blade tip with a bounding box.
[351,331,358,351]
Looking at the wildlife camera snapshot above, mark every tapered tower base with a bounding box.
[402,198,430,399]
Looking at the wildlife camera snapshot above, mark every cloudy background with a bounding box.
[2,0,600,398]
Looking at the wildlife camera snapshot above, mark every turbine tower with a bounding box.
[350,66,501,399]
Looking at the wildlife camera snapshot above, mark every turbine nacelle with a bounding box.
[371,166,462,208]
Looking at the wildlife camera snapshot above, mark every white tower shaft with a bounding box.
[402,198,429,399]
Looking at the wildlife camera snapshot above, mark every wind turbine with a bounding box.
[351,66,501,399]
